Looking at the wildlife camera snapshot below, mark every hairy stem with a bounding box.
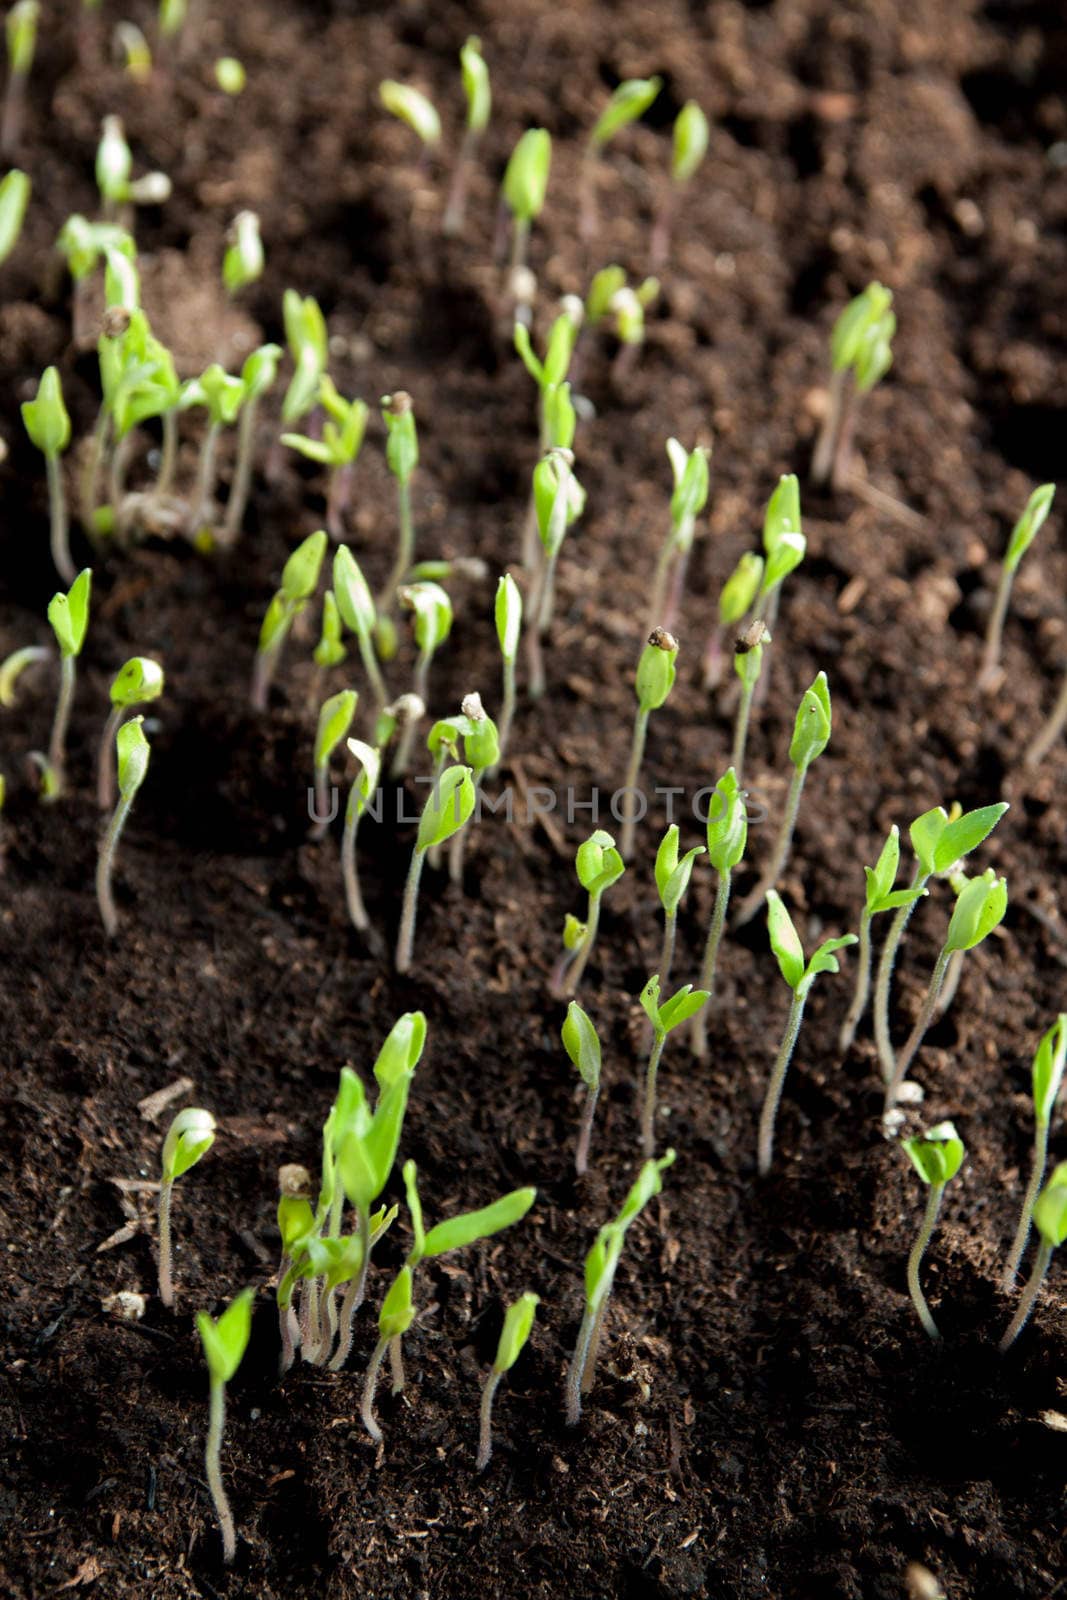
[734,766,805,928]
[574,1083,599,1177]
[873,872,928,1084]
[999,1239,1053,1353]
[884,946,951,1115]
[619,708,650,860]
[908,1183,944,1340]
[564,1303,596,1426]
[328,1204,371,1372]
[563,892,600,998]
[757,991,806,1177]
[1002,1119,1050,1293]
[691,869,731,1059]
[476,1368,502,1471]
[157,1176,175,1308]
[361,1334,390,1442]
[838,908,872,1054]
[46,452,74,584]
[395,846,427,975]
[47,655,76,793]
[640,1031,666,1159]
[205,1378,237,1563]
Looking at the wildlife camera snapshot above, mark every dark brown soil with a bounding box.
[2,2,1066,1597]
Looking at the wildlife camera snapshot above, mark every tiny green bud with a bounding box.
[460,36,491,134]
[766,890,855,998]
[416,765,475,852]
[654,824,704,917]
[6,0,37,77]
[96,115,132,204]
[314,591,347,669]
[110,656,163,708]
[0,168,30,264]
[635,628,678,713]
[1004,483,1055,574]
[672,101,709,184]
[281,530,327,602]
[576,829,625,893]
[333,545,377,637]
[116,715,150,797]
[184,363,245,427]
[379,1266,415,1339]
[22,367,71,458]
[563,913,587,951]
[47,568,91,658]
[162,1107,216,1182]
[903,1120,965,1188]
[495,573,522,664]
[733,620,768,690]
[1033,1162,1067,1249]
[502,128,551,222]
[667,439,711,529]
[214,57,246,95]
[493,1292,539,1375]
[788,670,831,772]
[640,974,709,1037]
[830,282,895,390]
[314,689,358,773]
[159,0,187,39]
[223,210,263,296]
[589,77,662,149]
[562,1002,601,1091]
[762,473,802,553]
[718,552,764,626]
[114,21,152,82]
[197,1287,254,1387]
[401,580,452,655]
[382,391,418,483]
[706,766,747,872]
[379,80,441,147]
[1032,1015,1067,1129]
[944,868,1008,954]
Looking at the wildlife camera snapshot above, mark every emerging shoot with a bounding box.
[341,738,381,936]
[731,620,769,783]
[702,549,763,691]
[251,530,327,710]
[502,128,551,319]
[554,829,626,997]
[282,376,368,540]
[395,765,475,972]
[96,715,150,935]
[2,0,37,155]
[978,484,1055,691]
[493,572,522,767]
[651,100,709,269]
[1002,1015,1067,1292]
[310,689,357,838]
[691,767,748,1059]
[443,36,491,237]
[648,438,711,634]
[653,823,704,987]
[196,1288,254,1564]
[838,825,927,1054]
[334,544,388,712]
[812,282,896,491]
[378,390,419,618]
[562,1001,602,1176]
[1000,1161,1067,1352]
[222,209,264,297]
[97,655,163,811]
[22,366,73,582]
[639,975,708,1157]
[476,1292,538,1471]
[902,1121,965,1340]
[620,628,678,859]
[379,80,441,154]
[392,579,452,775]
[580,76,661,241]
[39,568,91,799]
[158,1108,215,1308]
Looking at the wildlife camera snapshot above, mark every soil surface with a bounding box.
[2,2,1066,1597]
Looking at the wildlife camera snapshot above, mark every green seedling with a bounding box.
[812,281,896,491]
[651,100,710,269]
[221,341,281,545]
[476,1291,538,1471]
[157,1107,215,1308]
[94,113,171,216]
[563,1001,602,1176]
[1003,1016,1067,1292]
[753,474,805,646]
[526,446,584,698]
[580,75,661,241]
[648,438,711,634]
[0,167,29,263]
[734,670,832,927]
[873,801,1008,1085]
[838,826,928,1053]
[639,975,709,1158]
[514,312,580,573]
[883,867,1008,1121]
[333,545,388,713]
[978,484,1055,690]
[759,893,855,1175]
[181,363,245,538]
[605,278,659,386]
[310,688,357,838]
[341,738,381,935]
[2,0,37,155]
[391,579,452,776]
[1000,1161,1067,1352]
[114,21,151,82]
[281,288,328,426]
[502,127,551,308]
[159,0,187,41]
[691,767,748,1059]
[565,1150,674,1425]
[731,620,769,783]
[380,80,441,153]
[22,366,73,582]
[196,1287,254,1564]
[443,35,491,237]
[361,1266,415,1442]
[448,692,500,884]
[275,1163,313,1372]
[215,58,246,95]
[702,549,764,690]
[223,209,263,296]
[554,829,626,998]
[493,572,522,767]
[97,655,163,810]
[0,642,49,706]
[283,376,367,540]
[620,628,679,859]
[96,309,184,527]
[251,530,327,710]
[654,824,704,987]
[313,590,346,674]
[37,568,91,800]
[396,765,475,973]
[97,715,150,935]
[903,1121,965,1340]
[378,390,419,618]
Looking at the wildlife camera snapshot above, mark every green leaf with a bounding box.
[116,715,150,798]
[513,322,544,387]
[495,573,522,663]
[671,101,709,184]
[1033,1014,1067,1128]
[759,531,805,597]
[494,1291,539,1374]
[333,545,377,638]
[380,80,441,146]
[616,1149,676,1232]
[655,830,703,916]
[706,766,748,873]
[403,1159,426,1263]
[373,1011,427,1090]
[909,806,948,876]
[763,474,802,554]
[542,311,579,387]
[788,671,831,771]
[460,36,491,133]
[382,393,419,482]
[502,128,551,222]
[403,581,453,656]
[281,430,333,465]
[305,1233,365,1292]
[314,689,358,772]
[944,869,1008,953]
[22,366,71,457]
[766,891,804,991]
[47,569,92,658]
[575,829,625,895]
[378,1266,415,1339]
[162,1107,216,1182]
[658,984,710,1034]
[635,629,678,712]
[563,913,587,951]
[639,973,663,1032]
[903,1120,965,1187]
[416,765,475,852]
[281,530,327,602]
[562,1002,601,1091]
[241,341,282,399]
[422,1187,536,1257]
[583,1223,619,1308]
[197,1287,254,1386]
[718,552,764,627]
[1033,1163,1067,1249]
[797,933,857,999]
[830,283,893,373]
[670,444,711,531]
[345,738,381,820]
[464,708,499,772]
[590,77,662,149]
[363,1073,414,1197]
[110,655,163,709]
[0,168,29,265]
[932,802,1009,875]
[587,264,626,324]
[222,210,263,295]
[1005,484,1055,573]
[314,591,346,670]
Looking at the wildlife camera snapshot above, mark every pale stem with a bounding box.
[581,1296,608,1394]
[691,869,731,1060]
[448,770,484,884]
[884,946,951,1114]
[524,549,547,699]
[278,1289,299,1376]
[872,873,927,1085]
[563,892,601,997]
[574,1083,599,1176]
[508,217,532,324]
[978,564,1014,689]
[222,398,259,547]
[301,1277,323,1364]
[662,523,694,635]
[191,421,221,536]
[309,759,330,841]
[323,1286,339,1353]
[0,70,27,158]
[520,493,540,575]
[536,546,561,636]
[1024,667,1067,769]
[80,409,110,536]
[734,766,806,928]
[564,1302,597,1426]
[157,1176,175,1308]
[619,708,650,860]
[757,991,806,1177]
[659,908,677,988]
[45,453,74,585]
[496,655,517,766]
[379,478,415,616]
[205,1377,237,1564]
[731,676,757,784]
[108,431,132,531]
[326,461,353,542]
[47,655,76,792]
[341,802,369,931]
[328,1204,371,1372]
[649,181,677,273]
[157,407,178,499]
[811,368,846,487]
[390,650,429,777]
[1002,1119,1050,1293]
[908,1183,945,1341]
[442,127,479,237]
[751,587,781,711]
[838,908,872,1054]
[250,635,284,712]
[388,1333,406,1395]
[476,1368,502,1470]
[395,845,427,975]
[361,1334,390,1442]
[640,1031,666,1159]
[830,385,859,491]
[935,948,964,1020]
[999,1239,1053,1353]
[356,625,388,714]
[646,531,676,639]
[702,621,726,692]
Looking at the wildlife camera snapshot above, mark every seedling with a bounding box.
[493,572,522,766]
[313,590,346,675]
[443,36,491,237]
[734,671,832,927]
[114,22,151,82]
[753,474,805,641]
[476,1291,538,1470]
[215,58,246,95]
[222,209,263,297]
[563,1001,602,1176]
[282,377,368,539]
[378,390,419,617]
[222,342,281,545]
[341,738,381,935]
[605,279,659,386]
[1000,1161,1067,1352]
[731,620,769,783]
[181,363,245,538]
[333,545,388,713]
[361,1265,415,1442]
[310,688,357,838]
[380,80,441,156]
[448,693,499,883]
[759,893,855,1175]
[0,167,29,263]
[1003,1016,1067,1292]
[94,114,172,217]
[702,549,763,690]
[2,0,37,155]
[811,281,896,491]
[97,655,164,810]
[526,446,582,696]
[554,829,626,998]
[620,628,678,860]
[251,530,327,710]
[565,1150,674,1426]
[902,1121,965,1340]
[838,826,928,1053]
[883,867,1008,1120]
[502,127,551,312]
[392,580,452,775]
[96,715,150,934]
[691,767,748,1059]
[639,976,709,1157]
[158,0,186,42]
[196,1287,254,1564]
[37,568,91,800]
[395,765,475,972]
[275,1164,313,1372]
[648,439,711,634]
[0,642,49,706]
[654,824,704,986]
[280,289,328,426]
[580,76,661,241]
[513,308,580,570]
[157,1107,215,1308]
[22,366,73,582]
[651,100,710,269]
[977,483,1055,690]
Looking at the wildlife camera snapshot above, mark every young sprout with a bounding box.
[513,307,580,570]
[96,715,149,934]
[476,1291,538,1471]
[527,447,583,698]
[313,590,346,677]
[396,765,475,973]
[114,22,152,83]
[580,76,662,241]
[648,439,711,634]
[620,629,678,860]
[1,0,37,156]
[361,1266,415,1443]
[838,826,928,1054]
[555,829,626,997]
[654,824,704,986]
[157,1108,215,1308]
[333,545,388,713]
[702,550,763,690]
[22,367,73,582]
[734,671,832,927]
[282,377,368,540]
[565,1150,674,1426]
[493,572,522,767]
[502,127,551,319]
[158,0,187,43]
[443,36,491,238]
[872,802,1008,1085]
[563,1001,602,1176]
[902,1121,965,1341]
[310,689,357,838]
[651,100,710,270]
[379,80,441,156]
[753,474,805,641]
[341,738,381,936]
[448,693,499,884]
[37,568,91,800]
[639,975,709,1158]
[883,868,1008,1121]
[0,166,30,263]
[759,892,856,1175]
[275,1164,314,1373]
[196,1287,254,1564]
[181,363,245,539]
[392,580,452,776]
[1000,1161,1067,1352]
[94,114,171,217]
[251,530,327,710]
[0,641,50,706]
[978,484,1055,691]
[1003,1015,1067,1292]
[691,767,748,1059]
[731,620,769,784]
[811,281,896,491]
[606,278,659,387]
[215,57,246,94]
[97,655,163,811]
[220,341,281,546]
[378,390,419,617]
[222,209,263,297]
[280,289,328,427]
